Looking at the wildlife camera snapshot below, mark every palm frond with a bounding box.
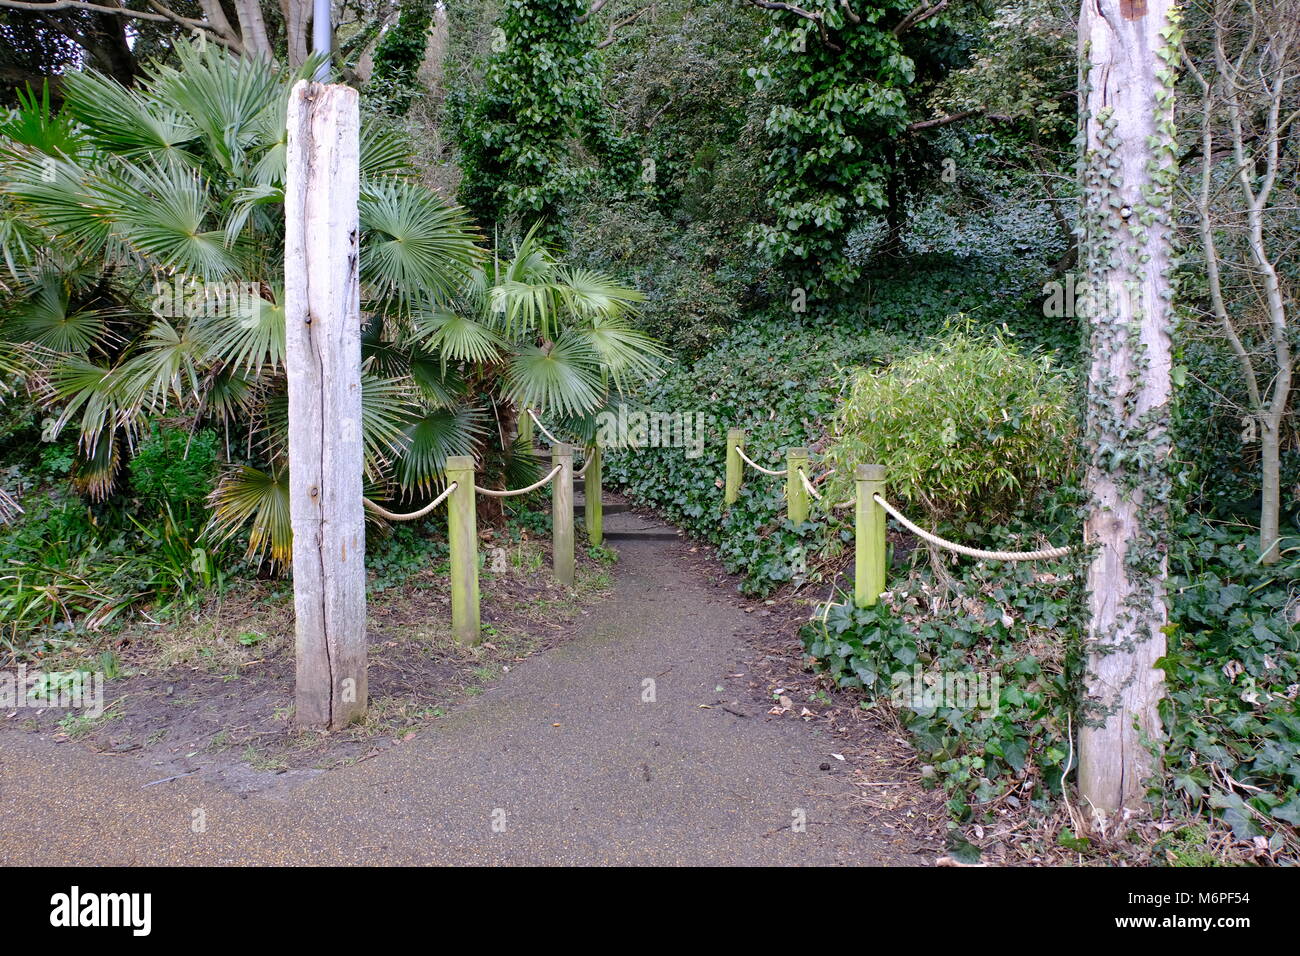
[192,291,285,375]
[100,160,236,278]
[60,69,198,163]
[207,465,292,568]
[360,179,481,308]
[569,316,667,391]
[393,404,486,495]
[361,371,420,481]
[5,272,115,353]
[503,332,603,418]
[117,319,204,416]
[414,307,505,366]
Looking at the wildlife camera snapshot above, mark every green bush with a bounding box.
[822,324,1076,523]
[128,428,219,514]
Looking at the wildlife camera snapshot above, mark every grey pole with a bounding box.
[312,0,331,81]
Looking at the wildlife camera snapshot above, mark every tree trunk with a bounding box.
[1076,0,1179,829]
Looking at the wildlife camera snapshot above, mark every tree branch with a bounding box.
[0,0,218,30]
[894,0,949,37]
[575,0,606,25]
[906,107,1009,132]
[743,0,841,52]
[595,4,651,48]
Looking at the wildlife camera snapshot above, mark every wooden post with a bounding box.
[854,464,887,608]
[725,427,744,506]
[446,455,480,645]
[285,80,366,730]
[584,444,602,547]
[786,447,809,524]
[517,405,534,449]
[552,443,574,585]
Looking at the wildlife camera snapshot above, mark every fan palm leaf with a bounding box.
[392,404,486,495]
[503,332,604,418]
[208,465,292,568]
[360,179,481,307]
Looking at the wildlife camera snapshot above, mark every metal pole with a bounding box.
[313,0,332,81]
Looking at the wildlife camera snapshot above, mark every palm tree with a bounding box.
[0,40,663,570]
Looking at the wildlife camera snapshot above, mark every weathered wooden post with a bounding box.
[854,464,887,608]
[725,427,745,506]
[786,447,809,524]
[285,80,365,730]
[584,444,602,546]
[552,442,575,585]
[446,455,480,645]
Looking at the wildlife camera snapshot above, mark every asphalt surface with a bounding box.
[0,509,915,866]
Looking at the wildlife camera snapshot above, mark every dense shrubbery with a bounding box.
[822,325,1076,523]
[604,267,1055,595]
[1161,515,1300,851]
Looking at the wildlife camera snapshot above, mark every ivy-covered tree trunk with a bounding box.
[1077,0,1180,825]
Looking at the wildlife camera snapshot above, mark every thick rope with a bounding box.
[527,408,565,447]
[797,468,855,511]
[475,464,563,498]
[574,455,591,478]
[735,445,787,477]
[364,482,457,522]
[873,494,1074,561]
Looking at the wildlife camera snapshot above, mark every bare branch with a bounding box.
[743,0,842,52]
[575,0,606,25]
[893,0,949,37]
[906,108,1010,132]
[595,5,651,48]
[0,0,217,31]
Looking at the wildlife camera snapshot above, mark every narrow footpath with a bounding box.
[0,507,923,865]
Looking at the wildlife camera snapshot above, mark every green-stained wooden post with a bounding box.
[552,442,575,585]
[855,464,887,608]
[446,455,480,644]
[725,427,745,506]
[518,406,533,449]
[584,444,602,546]
[786,447,809,524]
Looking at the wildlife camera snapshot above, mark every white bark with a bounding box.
[285,81,367,730]
[1077,0,1177,826]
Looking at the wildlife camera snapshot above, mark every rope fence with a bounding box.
[735,445,788,477]
[362,412,1075,644]
[356,406,606,645]
[363,483,457,522]
[475,465,562,498]
[724,426,1074,609]
[873,494,1074,562]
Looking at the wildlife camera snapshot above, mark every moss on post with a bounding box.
[552,443,575,585]
[584,444,602,546]
[786,447,809,525]
[446,455,480,645]
[854,464,887,608]
[725,427,745,506]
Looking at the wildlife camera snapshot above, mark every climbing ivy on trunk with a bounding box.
[1076,0,1182,827]
[747,1,919,292]
[450,0,635,241]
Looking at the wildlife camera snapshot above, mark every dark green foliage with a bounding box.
[603,265,1056,593]
[747,1,930,290]
[450,0,635,238]
[1161,515,1300,849]
[128,427,219,514]
[1173,339,1300,526]
[801,557,1083,820]
[370,0,435,115]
